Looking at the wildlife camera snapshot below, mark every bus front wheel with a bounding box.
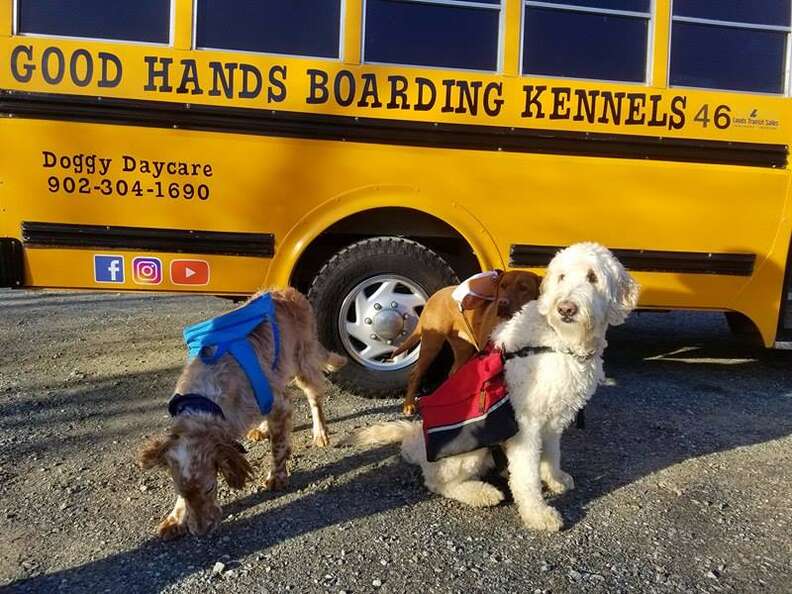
[308,237,458,398]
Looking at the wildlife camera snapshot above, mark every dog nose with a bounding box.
[557,301,578,318]
[497,298,511,317]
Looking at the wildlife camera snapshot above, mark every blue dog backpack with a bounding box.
[182,292,280,415]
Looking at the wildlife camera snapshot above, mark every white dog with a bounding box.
[353,243,639,531]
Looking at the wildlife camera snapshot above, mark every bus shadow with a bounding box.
[553,312,792,528]
[0,366,183,465]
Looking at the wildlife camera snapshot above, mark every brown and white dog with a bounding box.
[137,288,345,538]
[393,270,541,416]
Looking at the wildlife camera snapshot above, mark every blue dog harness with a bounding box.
[177,293,280,416]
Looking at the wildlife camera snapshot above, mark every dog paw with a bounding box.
[544,471,575,495]
[472,484,505,507]
[312,430,330,448]
[157,515,187,540]
[246,427,269,442]
[262,472,289,491]
[402,402,417,417]
[521,505,564,532]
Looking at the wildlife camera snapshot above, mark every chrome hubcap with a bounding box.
[338,275,427,371]
[372,309,404,340]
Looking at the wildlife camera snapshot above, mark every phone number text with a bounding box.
[47,176,210,200]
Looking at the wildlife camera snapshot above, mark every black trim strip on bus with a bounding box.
[21,222,275,257]
[0,91,787,168]
[510,245,756,276]
[0,238,25,288]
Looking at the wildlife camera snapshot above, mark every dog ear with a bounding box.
[536,274,553,316]
[137,435,172,470]
[216,441,254,490]
[526,272,542,300]
[455,270,502,311]
[608,265,640,326]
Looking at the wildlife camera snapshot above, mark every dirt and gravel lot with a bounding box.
[0,288,791,594]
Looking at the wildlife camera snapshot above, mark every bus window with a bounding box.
[672,0,789,27]
[364,0,501,71]
[670,0,789,94]
[521,1,650,82]
[17,0,170,44]
[195,0,342,59]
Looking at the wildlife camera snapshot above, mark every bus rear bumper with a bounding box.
[0,238,24,288]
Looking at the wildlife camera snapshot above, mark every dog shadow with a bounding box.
[7,444,422,594]
[550,311,792,528]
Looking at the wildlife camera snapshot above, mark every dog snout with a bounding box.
[497,298,511,317]
[557,301,578,320]
[188,508,221,536]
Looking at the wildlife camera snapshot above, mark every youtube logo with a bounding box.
[170,260,210,286]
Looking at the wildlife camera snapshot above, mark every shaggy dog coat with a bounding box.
[138,288,345,538]
[354,243,639,531]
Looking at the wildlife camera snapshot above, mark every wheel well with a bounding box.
[724,311,764,346]
[290,208,482,293]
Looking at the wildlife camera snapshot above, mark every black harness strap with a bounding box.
[502,345,556,361]
[502,344,596,363]
[168,393,226,419]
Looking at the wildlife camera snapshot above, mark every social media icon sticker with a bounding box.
[94,255,125,284]
[132,257,163,285]
[171,259,210,286]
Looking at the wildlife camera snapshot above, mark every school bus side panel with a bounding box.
[0,117,507,294]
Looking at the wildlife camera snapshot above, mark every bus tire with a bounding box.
[308,236,459,398]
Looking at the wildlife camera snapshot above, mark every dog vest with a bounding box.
[181,293,280,416]
[418,344,518,462]
[419,343,590,461]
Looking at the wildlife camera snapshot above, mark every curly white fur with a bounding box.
[355,243,639,530]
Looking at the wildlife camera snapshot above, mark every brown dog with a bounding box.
[137,288,345,538]
[393,270,540,416]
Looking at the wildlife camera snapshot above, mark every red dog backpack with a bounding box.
[418,346,519,462]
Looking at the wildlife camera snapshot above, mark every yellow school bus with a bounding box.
[1,0,791,395]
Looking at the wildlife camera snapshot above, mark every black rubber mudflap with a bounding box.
[778,239,792,343]
[0,238,24,288]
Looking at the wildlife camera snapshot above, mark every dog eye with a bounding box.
[558,274,565,281]
[587,271,597,284]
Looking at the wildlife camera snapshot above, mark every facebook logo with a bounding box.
[94,255,125,283]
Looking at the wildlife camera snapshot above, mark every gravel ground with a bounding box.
[0,289,791,594]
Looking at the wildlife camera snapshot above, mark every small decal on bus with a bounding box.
[94,255,125,284]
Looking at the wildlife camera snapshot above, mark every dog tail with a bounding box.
[351,420,419,447]
[389,323,422,359]
[324,351,347,373]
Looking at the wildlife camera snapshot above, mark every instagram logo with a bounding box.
[132,257,162,285]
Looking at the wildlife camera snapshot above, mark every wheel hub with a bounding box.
[372,307,404,341]
[338,274,428,371]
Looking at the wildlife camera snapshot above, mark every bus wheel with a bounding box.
[308,237,458,398]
